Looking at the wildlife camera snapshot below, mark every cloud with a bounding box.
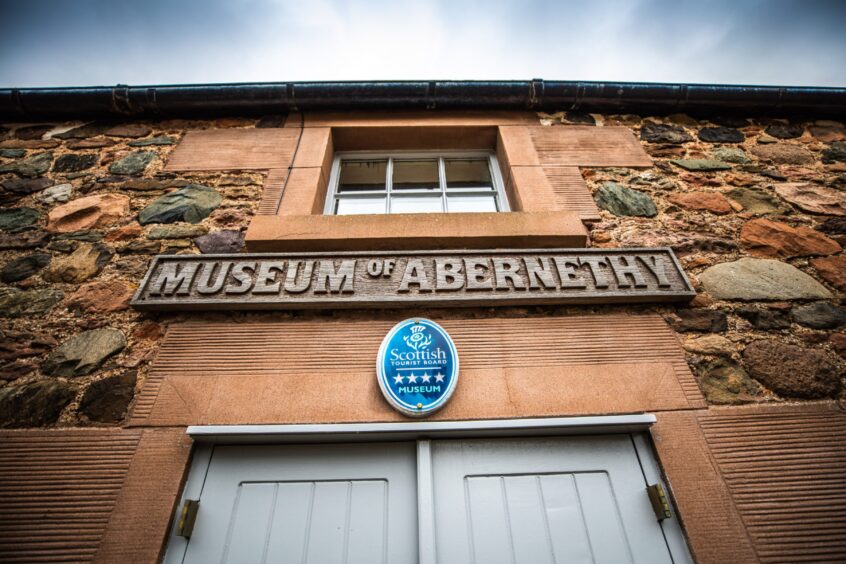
[0,0,844,87]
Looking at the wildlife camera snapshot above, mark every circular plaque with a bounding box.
[376,318,459,417]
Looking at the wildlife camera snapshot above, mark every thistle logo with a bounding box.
[377,318,459,417]
[404,325,432,351]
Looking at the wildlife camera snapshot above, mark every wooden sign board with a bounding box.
[131,248,695,311]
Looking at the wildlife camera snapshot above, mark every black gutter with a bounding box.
[1,80,844,120]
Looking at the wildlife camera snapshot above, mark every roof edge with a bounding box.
[1,79,845,120]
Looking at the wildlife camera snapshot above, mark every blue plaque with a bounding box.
[376,318,459,417]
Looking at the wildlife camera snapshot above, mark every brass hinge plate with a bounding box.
[646,483,672,521]
[176,499,200,538]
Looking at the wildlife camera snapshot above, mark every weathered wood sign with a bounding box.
[131,248,694,310]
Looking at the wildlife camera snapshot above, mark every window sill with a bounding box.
[244,211,588,252]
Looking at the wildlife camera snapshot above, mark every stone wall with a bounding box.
[0,118,263,426]
[0,112,844,427]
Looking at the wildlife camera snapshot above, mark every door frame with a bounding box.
[165,415,692,564]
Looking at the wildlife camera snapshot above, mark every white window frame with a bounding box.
[323,150,510,215]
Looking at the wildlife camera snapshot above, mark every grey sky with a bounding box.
[1,0,845,88]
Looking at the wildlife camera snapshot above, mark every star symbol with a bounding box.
[421,373,431,383]
[393,374,404,384]
[435,373,445,383]
[407,373,418,383]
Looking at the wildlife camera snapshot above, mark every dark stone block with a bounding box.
[698,126,744,143]
[640,122,692,144]
[791,302,846,330]
[53,153,98,173]
[0,252,51,282]
[765,124,804,139]
[79,370,137,423]
[672,309,728,332]
[735,306,791,330]
[0,379,75,427]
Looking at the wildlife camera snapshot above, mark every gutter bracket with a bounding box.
[426,81,437,110]
[112,84,134,115]
[528,78,544,109]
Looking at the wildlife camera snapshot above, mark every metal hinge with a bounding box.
[646,483,672,521]
[176,499,200,538]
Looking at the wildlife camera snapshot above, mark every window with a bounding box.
[325,152,509,215]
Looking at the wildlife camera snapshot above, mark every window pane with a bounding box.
[392,159,439,190]
[447,194,498,213]
[336,196,386,215]
[338,160,387,192]
[391,195,443,214]
[445,159,492,189]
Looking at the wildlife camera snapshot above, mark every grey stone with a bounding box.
[195,229,245,253]
[712,147,750,164]
[672,309,728,332]
[699,258,832,301]
[117,240,160,255]
[725,187,790,215]
[79,370,137,423]
[147,224,209,240]
[14,125,53,140]
[765,124,804,139]
[121,178,188,191]
[53,153,97,173]
[743,339,841,399]
[138,184,222,224]
[108,151,156,175]
[0,207,41,231]
[670,159,732,172]
[822,141,846,164]
[0,252,51,282]
[735,306,791,330]
[761,169,787,181]
[640,122,692,144]
[0,149,26,158]
[36,183,72,204]
[791,302,846,329]
[55,230,103,242]
[699,126,744,143]
[593,182,657,217]
[0,379,76,427]
[128,136,175,147]
[54,121,114,139]
[42,328,126,377]
[0,287,63,317]
[0,177,53,204]
[0,151,53,177]
[694,358,763,404]
[46,240,76,253]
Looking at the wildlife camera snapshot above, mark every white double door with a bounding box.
[172,435,687,564]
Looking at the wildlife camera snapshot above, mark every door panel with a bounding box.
[181,442,417,564]
[430,436,673,564]
[171,433,687,564]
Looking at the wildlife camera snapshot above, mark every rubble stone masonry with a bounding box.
[0,112,844,428]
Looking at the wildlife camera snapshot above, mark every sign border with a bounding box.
[376,318,460,418]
